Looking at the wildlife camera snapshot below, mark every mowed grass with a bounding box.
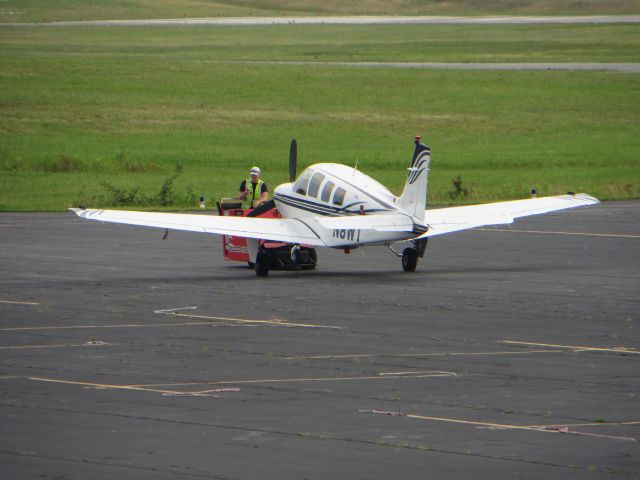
[3,0,640,23]
[1,25,639,210]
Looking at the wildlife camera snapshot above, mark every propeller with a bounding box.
[289,139,297,182]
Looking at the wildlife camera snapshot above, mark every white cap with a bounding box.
[249,166,261,175]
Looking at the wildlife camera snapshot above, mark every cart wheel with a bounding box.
[254,253,270,277]
[402,248,418,272]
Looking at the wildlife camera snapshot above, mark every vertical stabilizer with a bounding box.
[398,136,431,218]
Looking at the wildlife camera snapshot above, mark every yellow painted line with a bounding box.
[500,340,640,355]
[28,371,455,395]
[477,228,640,239]
[29,377,186,395]
[0,300,40,306]
[286,350,558,360]
[406,413,553,432]
[524,420,640,428]
[403,414,637,441]
[1,311,340,332]
[126,371,456,388]
[162,311,343,330]
[0,342,107,350]
[379,370,454,376]
[0,321,239,332]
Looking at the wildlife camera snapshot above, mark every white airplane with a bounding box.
[71,136,599,275]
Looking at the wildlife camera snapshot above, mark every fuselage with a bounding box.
[273,163,416,248]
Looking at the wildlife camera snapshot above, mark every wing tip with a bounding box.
[569,193,600,205]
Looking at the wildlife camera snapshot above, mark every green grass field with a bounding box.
[1,24,639,210]
[2,0,640,23]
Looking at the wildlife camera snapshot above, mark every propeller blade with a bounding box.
[289,139,297,182]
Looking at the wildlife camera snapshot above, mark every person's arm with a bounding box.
[239,180,248,200]
[258,183,269,204]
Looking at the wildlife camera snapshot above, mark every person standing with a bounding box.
[239,166,268,208]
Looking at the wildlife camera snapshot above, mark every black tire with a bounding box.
[254,253,270,277]
[402,248,418,272]
[248,262,255,269]
[301,248,317,270]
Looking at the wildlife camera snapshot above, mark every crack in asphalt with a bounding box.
[0,449,236,479]
[1,402,634,476]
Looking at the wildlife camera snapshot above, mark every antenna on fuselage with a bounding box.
[353,158,359,175]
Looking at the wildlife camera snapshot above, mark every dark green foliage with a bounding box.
[449,175,470,200]
[98,163,196,207]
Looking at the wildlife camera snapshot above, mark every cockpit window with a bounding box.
[294,170,312,195]
[307,172,325,198]
[321,181,335,202]
[333,187,346,206]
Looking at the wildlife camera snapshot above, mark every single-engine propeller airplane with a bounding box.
[71,136,599,276]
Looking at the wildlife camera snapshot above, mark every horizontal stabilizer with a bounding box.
[415,193,599,239]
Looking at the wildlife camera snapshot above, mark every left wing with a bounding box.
[70,208,326,246]
[417,193,599,238]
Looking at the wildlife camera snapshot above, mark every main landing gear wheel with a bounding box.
[254,252,270,277]
[402,248,418,272]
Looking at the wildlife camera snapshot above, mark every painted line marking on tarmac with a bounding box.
[28,377,199,395]
[500,340,640,355]
[126,370,457,388]
[0,321,252,332]
[366,412,637,442]
[378,370,455,376]
[476,228,640,239]
[29,377,241,397]
[156,311,343,330]
[28,371,455,396]
[162,387,240,397]
[0,300,40,306]
[286,350,558,360]
[0,341,108,350]
[0,309,337,332]
[153,306,198,313]
[524,420,640,428]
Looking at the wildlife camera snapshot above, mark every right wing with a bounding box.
[70,208,326,246]
[418,193,599,238]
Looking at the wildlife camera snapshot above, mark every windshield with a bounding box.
[293,169,313,195]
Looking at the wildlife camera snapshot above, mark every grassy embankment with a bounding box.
[1,24,639,210]
[3,0,640,22]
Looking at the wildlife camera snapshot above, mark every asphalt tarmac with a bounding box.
[0,202,638,479]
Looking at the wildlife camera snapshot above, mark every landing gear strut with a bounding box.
[390,238,428,273]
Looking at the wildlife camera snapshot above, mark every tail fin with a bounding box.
[398,136,431,218]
